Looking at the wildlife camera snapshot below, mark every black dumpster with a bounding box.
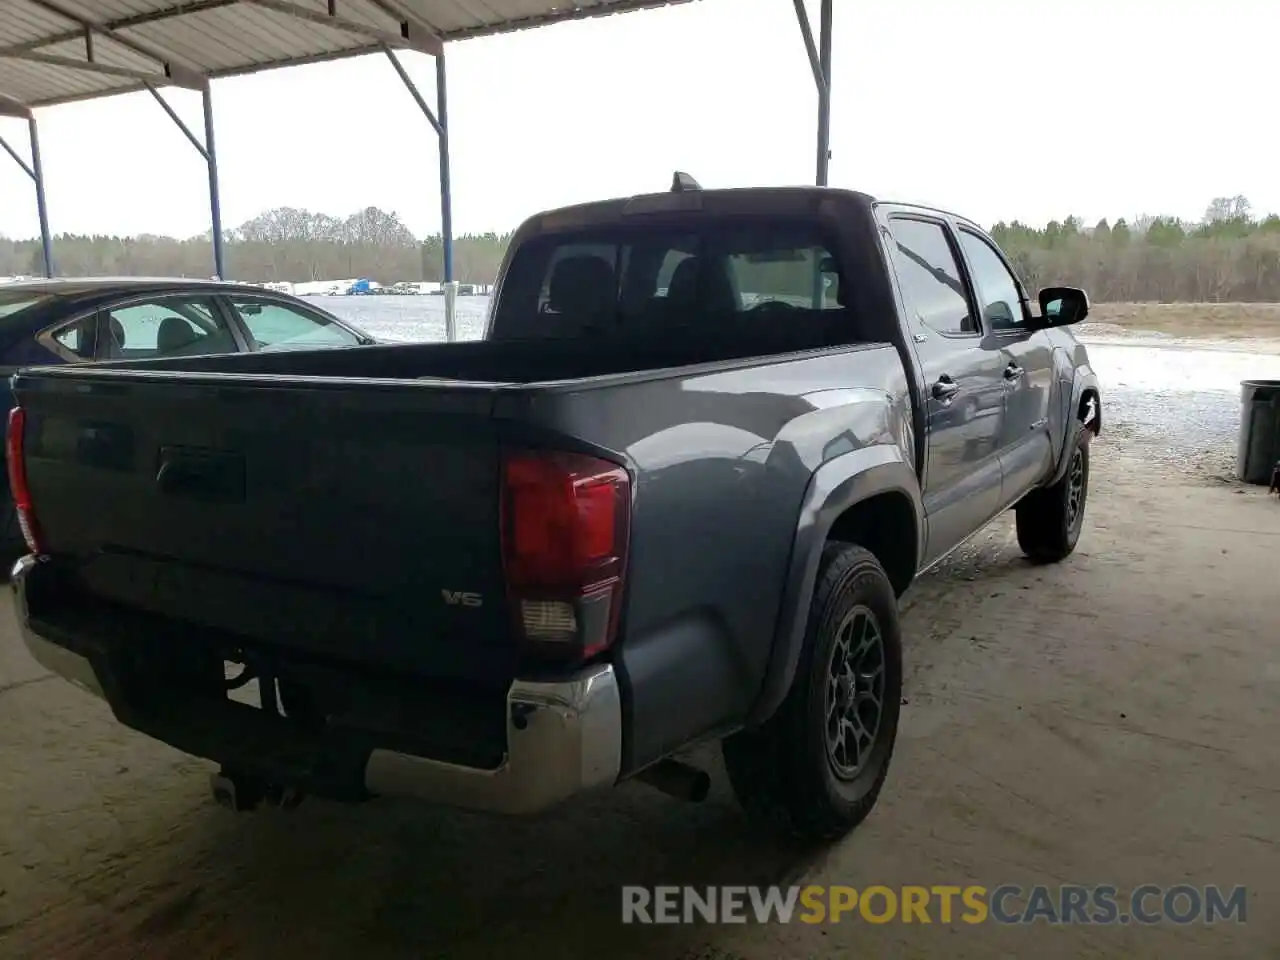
[1237,379,1280,484]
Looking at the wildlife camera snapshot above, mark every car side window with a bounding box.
[51,318,96,359]
[101,297,236,360]
[958,229,1026,331]
[228,298,361,351]
[886,218,975,336]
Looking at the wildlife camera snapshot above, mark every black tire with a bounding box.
[722,543,903,841]
[1016,428,1091,564]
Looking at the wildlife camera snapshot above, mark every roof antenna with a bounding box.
[671,171,702,193]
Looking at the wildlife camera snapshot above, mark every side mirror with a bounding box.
[1035,286,1089,328]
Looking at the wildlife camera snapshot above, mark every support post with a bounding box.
[385,46,457,341]
[816,0,833,186]
[203,85,226,279]
[0,115,54,276]
[793,0,833,186]
[145,82,225,278]
[29,116,54,278]
[437,52,457,342]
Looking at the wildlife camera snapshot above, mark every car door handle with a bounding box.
[932,376,960,401]
[1004,363,1025,382]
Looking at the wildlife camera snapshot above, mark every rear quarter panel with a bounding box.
[499,344,915,772]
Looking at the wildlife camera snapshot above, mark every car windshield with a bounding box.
[0,292,47,319]
[491,218,847,340]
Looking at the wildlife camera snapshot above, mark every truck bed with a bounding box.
[76,316,864,383]
[11,335,899,688]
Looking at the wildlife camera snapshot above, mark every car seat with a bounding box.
[545,255,617,333]
[156,316,198,354]
[664,256,738,320]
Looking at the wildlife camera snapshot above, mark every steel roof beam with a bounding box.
[241,0,443,57]
[0,92,32,118]
[22,0,206,89]
[791,0,826,91]
[384,48,440,135]
[0,50,171,84]
[0,1,239,56]
[366,0,445,50]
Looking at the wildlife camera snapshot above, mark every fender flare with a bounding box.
[1047,367,1101,487]
[746,444,923,725]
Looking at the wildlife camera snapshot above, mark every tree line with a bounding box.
[0,205,512,286]
[994,196,1280,302]
[6,196,1280,302]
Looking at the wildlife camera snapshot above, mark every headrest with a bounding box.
[157,316,197,353]
[547,255,616,317]
[666,256,737,315]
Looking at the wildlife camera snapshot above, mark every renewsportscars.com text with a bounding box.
[621,885,1248,926]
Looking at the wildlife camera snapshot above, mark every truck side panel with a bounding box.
[500,344,916,773]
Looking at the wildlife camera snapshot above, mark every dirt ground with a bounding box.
[1,438,1279,959]
[1087,301,1280,343]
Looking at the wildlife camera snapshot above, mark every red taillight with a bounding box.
[501,450,631,660]
[6,407,43,554]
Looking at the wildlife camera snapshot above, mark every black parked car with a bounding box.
[1,277,378,550]
[0,278,377,369]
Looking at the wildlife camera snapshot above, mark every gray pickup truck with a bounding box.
[8,184,1100,841]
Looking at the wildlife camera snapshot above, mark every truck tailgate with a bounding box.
[15,372,518,683]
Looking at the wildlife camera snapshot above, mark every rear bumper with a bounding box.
[11,554,623,815]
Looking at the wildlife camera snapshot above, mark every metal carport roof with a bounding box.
[1,0,834,337]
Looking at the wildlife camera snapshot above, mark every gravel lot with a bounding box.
[1,335,1278,959]
[1083,337,1280,477]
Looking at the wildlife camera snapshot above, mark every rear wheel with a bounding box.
[1016,428,1091,563]
[722,543,902,841]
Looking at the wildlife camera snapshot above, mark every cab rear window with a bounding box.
[493,220,847,341]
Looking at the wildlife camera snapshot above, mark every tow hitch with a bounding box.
[210,769,305,812]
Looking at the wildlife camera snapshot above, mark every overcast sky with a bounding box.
[2,0,1278,241]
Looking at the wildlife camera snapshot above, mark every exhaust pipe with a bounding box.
[636,758,711,803]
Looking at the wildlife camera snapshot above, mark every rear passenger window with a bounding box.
[887,219,974,336]
[101,297,237,360]
[52,320,95,359]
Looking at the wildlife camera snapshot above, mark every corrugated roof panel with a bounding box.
[49,0,196,21]
[417,0,694,39]
[127,5,373,73]
[0,56,135,103]
[324,0,422,34]
[0,0,692,107]
[3,0,78,47]
[39,36,169,74]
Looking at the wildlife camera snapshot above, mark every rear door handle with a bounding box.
[1004,363,1025,382]
[932,376,960,401]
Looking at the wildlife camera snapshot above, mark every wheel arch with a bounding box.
[746,445,922,726]
[1047,368,1101,487]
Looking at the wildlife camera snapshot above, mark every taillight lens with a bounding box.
[6,407,43,554]
[501,450,631,660]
